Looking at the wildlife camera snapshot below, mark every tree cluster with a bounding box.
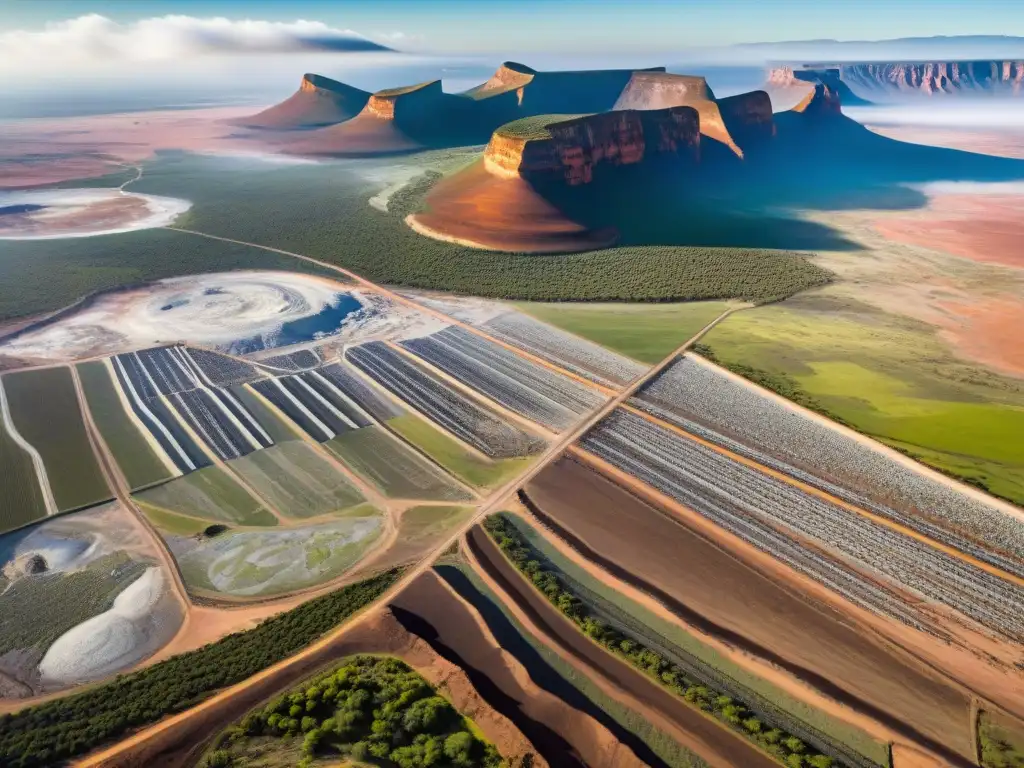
[0,569,401,768]
[483,515,840,768]
[204,656,505,768]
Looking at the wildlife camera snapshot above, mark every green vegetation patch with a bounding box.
[136,500,219,537]
[134,466,277,527]
[517,301,734,364]
[980,710,1024,768]
[77,361,173,489]
[400,505,474,545]
[229,442,365,520]
[2,367,111,512]
[0,570,401,768]
[387,415,531,489]
[202,655,504,768]
[327,426,473,501]
[440,562,708,768]
[495,114,591,141]
[484,514,851,768]
[0,385,48,534]
[699,298,1024,506]
[502,512,890,767]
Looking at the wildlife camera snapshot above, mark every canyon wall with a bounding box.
[484,107,700,185]
[365,81,447,121]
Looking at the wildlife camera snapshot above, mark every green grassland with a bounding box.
[201,655,505,768]
[0,383,48,533]
[77,361,173,490]
[326,425,473,501]
[503,512,890,767]
[700,296,1024,506]
[134,466,277,527]
[0,570,401,768]
[230,385,300,443]
[228,442,365,520]
[136,501,220,537]
[516,300,734,364]
[439,562,709,768]
[386,414,532,489]
[495,113,591,140]
[980,711,1024,768]
[2,367,112,512]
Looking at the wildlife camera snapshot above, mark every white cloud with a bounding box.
[0,14,392,73]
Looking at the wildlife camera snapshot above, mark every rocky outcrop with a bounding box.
[365,80,448,121]
[239,73,371,129]
[716,91,776,151]
[462,61,537,101]
[766,67,872,110]
[613,72,717,110]
[791,82,843,117]
[484,108,700,185]
[769,61,1024,101]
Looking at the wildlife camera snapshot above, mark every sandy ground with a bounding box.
[868,124,1024,160]
[524,456,979,764]
[0,106,267,188]
[463,524,779,768]
[408,161,619,253]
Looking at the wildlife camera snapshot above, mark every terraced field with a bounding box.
[0,378,48,533]
[327,425,472,501]
[402,326,604,430]
[582,409,1024,641]
[171,514,384,597]
[2,367,112,512]
[635,354,1024,574]
[77,361,174,490]
[348,341,546,459]
[135,466,277,527]
[229,442,367,519]
[483,311,645,388]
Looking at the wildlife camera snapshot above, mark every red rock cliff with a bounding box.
[484,107,700,185]
[365,80,446,121]
[839,60,1024,95]
[791,82,843,117]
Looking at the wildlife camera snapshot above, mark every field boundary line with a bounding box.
[0,372,58,517]
[620,403,1024,590]
[72,304,737,767]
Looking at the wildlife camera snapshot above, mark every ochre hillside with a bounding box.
[239,74,371,130]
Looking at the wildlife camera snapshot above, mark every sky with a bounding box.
[4,0,1024,57]
[2,0,1022,117]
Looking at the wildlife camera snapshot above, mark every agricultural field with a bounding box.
[170,513,384,597]
[515,301,734,364]
[326,425,473,501]
[484,311,646,388]
[386,413,533,489]
[401,326,605,430]
[698,299,1024,506]
[499,511,892,768]
[250,377,349,442]
[184,347,264,387]
[319,361,405,422]
[296,369,374,428]
[0,377,49,534]
[421,564,710,768]
[523,457,978,762]
[255,348,321,372]
[200,655,505,768]
[486,513,886,768]
[348,341,547,459]
[980,710,1024,768]
[230,384,301,443]
[135,466,278,527]
[0,502,183,697]
[2,367,112,512]
[167,388,261,461]
[77,361,175,490]
[581,409,1024,641]
[228,441,367,519]
[634,354,1024,573]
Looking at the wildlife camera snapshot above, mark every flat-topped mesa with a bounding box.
[716,90,776,150]
[364,80,447,121]
[613,72,717,110]
[839,60,1024,95]
[240,73,371,129]
[791,82,843,117]
[484,107,700,185]
[463,61,538,100]
[766,66,872,109]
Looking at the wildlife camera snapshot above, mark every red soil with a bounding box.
[465,524,778,768]
[868,125,1024,160]
[408,160,618,252]
[288,113,425,156]
[524,456,977,764]
[936,296,1024,378]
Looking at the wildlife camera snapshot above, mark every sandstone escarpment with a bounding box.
[485,108,700,185]
[463,61,537,101]
[766,67,872,109]
[840,60,1024,95]
[240,73,371,129]
[716,91,776,151]
[791,82,843,117]
[365,80,447,121]
[613,72,717,110]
